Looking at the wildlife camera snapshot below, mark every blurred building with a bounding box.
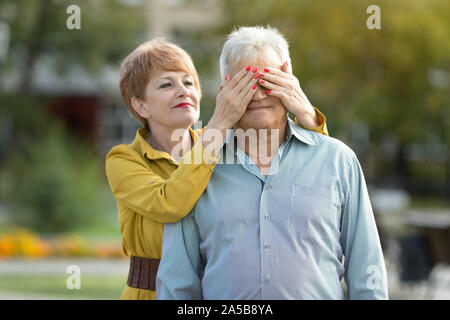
[146,0,223,39]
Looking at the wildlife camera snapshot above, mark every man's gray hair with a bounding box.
[219,25,292,80]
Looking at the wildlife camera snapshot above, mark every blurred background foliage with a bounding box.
[2,121,113,233]
[0,0,146,233]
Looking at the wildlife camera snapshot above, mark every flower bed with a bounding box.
[0,229,125,259]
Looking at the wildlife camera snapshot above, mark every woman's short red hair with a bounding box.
[119,38,201,129]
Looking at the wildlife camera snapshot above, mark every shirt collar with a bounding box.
[286,117,317,146]
[131,127,200,162]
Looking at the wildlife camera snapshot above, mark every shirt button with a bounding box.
[264,184,271,190]
[266,277,272,284]
[265,214,271,220]
[264,243,270,249]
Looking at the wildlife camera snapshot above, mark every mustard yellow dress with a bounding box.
[105,108,328,300]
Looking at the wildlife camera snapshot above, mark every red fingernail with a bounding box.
[252,67,258,73]
[264,68,270,73]
[259,79,265,84]
[254,75,259,79]
[225,75,228,81]
[246,65,251,71]
[252,84,257,90]
[259,73,265,77]
[266,90,271,93]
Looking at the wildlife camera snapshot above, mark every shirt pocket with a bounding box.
[290,184,340,240]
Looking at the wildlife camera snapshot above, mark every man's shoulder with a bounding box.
[295,124,357,161]
[316,132,354,154]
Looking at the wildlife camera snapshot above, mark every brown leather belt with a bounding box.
[127,256,160,291]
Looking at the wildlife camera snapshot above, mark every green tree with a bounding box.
[0,0,146,92]
[2,124,115,233]
[0,0,147,232]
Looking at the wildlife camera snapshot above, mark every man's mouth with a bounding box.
[173,103,192,109]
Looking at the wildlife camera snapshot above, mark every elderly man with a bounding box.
[156,26,388,300]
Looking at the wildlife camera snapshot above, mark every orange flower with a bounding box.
[0,234,17,257]
[0,229,124,259]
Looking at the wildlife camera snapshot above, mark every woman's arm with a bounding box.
[105,141,218,223]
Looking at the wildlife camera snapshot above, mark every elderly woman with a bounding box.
[105,37,328,300]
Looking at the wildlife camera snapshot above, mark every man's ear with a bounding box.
[131,96,151,118]
[282,61,292,74]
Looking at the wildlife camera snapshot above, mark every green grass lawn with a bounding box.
[0,274,127,300]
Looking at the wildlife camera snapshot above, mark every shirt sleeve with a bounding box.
[105,140,219,223]
[294,106,329,136]
[340,153,389,300]
[156,214,203,299]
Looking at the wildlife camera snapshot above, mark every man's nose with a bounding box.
[252,84,267,101]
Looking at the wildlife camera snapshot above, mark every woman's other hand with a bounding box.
[200,66,259,158]
[211,65,260,130]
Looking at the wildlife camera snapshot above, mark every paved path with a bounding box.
[0,291,67,300]
[0,259,128,300]
[0,258,129,276]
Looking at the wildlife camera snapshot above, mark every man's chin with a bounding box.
[235,116,275,131]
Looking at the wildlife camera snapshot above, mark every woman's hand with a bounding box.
[258,62,320,127]
[210,66,259,130]
[201,66,259,158]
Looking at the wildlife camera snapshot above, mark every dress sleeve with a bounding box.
[294,106,329,136]
[105,140,219,223]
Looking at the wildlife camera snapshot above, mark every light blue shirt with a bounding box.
[157,118,388,300]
